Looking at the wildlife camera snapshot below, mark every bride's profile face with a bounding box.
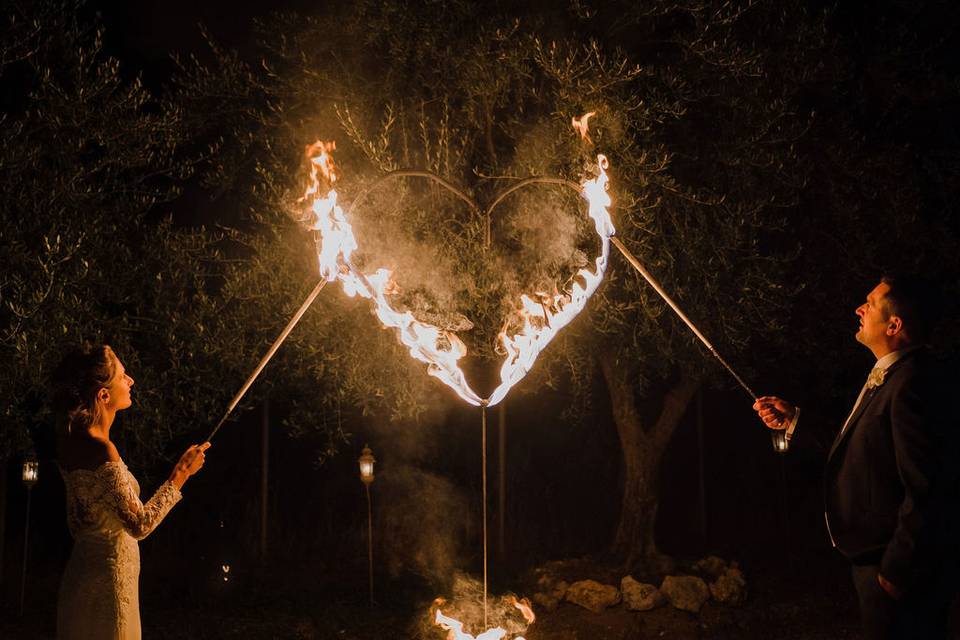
[102,355,135,412]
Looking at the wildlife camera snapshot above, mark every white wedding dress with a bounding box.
[57,460,181,640]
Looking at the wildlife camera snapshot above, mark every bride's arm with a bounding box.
[102,464,182,540]
[103,443,209,539]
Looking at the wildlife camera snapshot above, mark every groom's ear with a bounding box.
[886,315,903,336]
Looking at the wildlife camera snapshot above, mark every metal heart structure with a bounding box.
[302,142,614,407]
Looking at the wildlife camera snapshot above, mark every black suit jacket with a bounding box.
[794,348,957,591]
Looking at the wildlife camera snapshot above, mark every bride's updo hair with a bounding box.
[51,344,118,435]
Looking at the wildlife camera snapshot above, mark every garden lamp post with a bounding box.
[358,445,375,605]
[20,452,38,616]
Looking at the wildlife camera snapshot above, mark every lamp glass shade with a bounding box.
[771,430,790,454]
[22,457,39,486]
[358,446,375,484]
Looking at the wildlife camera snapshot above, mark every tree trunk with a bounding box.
[600,355,700,573]
[0,459,6,588]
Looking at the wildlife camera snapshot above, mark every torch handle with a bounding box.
[207,279,329,441]
[610,236,758,400]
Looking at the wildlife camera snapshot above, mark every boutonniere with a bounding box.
[866,368,887,389]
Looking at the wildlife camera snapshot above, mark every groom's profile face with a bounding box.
[855,282,893,351]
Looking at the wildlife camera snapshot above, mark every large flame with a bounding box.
[486,154,612,406]
[433,597,534,640]
[302,132,614,406]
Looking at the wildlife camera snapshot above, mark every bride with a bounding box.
[53,345,209,640]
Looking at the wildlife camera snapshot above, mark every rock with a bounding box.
[693,555,728,579]
[533,592,560,612]
[564,579,621,613]
[710,567,747,606]
[660,575,710,614]
[551,580,570,600]
[535,574,569,601]
[621,576,665,611]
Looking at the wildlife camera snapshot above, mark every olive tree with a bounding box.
[167,0,830,574]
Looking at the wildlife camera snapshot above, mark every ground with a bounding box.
[4,547,959,639]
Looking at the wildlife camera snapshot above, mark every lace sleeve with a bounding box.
[101,463,182,540]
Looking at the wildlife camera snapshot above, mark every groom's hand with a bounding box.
[753,396,796,430]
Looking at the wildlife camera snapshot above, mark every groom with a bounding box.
[754,274,957,639]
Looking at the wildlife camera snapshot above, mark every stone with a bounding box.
[551,580,570,600]
[709,567,747,606]
[532,592,560,612]
[620,575,666,611]
[693,555,728,579]
[564,579,621,613]
[660,575,710,614]
[535,574,569,603]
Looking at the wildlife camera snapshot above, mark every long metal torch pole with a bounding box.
[207,279,328,441]
[610,236,757,400]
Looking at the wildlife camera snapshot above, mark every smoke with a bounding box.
[379,461,474,587]
[498,188,590,296]
[345,168,596,348]
[349,184,480,333]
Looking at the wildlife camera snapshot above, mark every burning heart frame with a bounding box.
[304,143,615,407]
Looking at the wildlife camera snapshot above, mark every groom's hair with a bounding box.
[880,273,941,342]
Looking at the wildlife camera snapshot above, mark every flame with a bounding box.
[301,138,614,407]
[506,596,535,624]
[434,609,527,640]
[486,154,612,406]
[571,111,596,142]
[306,140,337,185]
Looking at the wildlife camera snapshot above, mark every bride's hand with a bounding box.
[179,442,210,475]
[170,442,210,488]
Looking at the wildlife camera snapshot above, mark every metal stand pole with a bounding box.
[365,483,374,605]
[19,486,31,616]
[497,402,506,563]
[481,407,488,629]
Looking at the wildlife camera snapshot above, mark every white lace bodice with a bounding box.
[58,460,181,640]
[61,460,181,541]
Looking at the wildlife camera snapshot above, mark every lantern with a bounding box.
[358,445,375,485]
[771,430,789,454]
[22,454,38,487]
